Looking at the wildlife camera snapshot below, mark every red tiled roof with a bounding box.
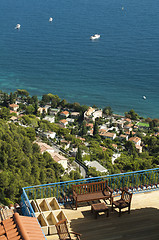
[0,213,45,240]
[59,119,68,124]
[10,110,17,114]
[60,111,69,115]
[129,137,141,143]
[125,123,133,128]
[9,104,19,108]
[35,142,53,153]
[125,118,131,122]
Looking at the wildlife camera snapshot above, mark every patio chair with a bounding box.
[55,219,81,240]
[111,189,133,217]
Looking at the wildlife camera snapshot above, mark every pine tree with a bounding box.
[9,92,14,104]
[76,146,82,162]
[93,120,99,136]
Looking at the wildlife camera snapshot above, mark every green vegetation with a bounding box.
[137,122,149,127]
[125,109,139,120]
[0,89,159,205]
[0,119,81,205]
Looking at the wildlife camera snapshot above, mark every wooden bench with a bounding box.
[73,180,113,210]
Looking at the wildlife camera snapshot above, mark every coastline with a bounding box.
[1,88,158,120]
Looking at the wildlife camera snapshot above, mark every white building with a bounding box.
[99,132,116,140]
[92,110,103,121]
[84,107,102,122]
[44,115,55,123]
[70,112,80,118]
[84,160,108,173]
[112,153,121,164]
[59,119,68,128]
[36,142,54,154]
[44,131,56,139]
[47,152,68,169]
[129,137,141,146]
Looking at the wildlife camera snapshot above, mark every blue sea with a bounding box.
[0,0,159,118]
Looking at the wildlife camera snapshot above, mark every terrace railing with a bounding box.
[21,168,159,217]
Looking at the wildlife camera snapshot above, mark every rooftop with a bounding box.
[84,160,108,173]
[0,213,45,240]
[46,191,159,240]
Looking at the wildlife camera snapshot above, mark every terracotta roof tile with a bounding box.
[0,225,5,236]
[6,229,19,239]
[0,236,7,240]
[0,213,45,240]
[9,237,22,240]
[60,111,69,115]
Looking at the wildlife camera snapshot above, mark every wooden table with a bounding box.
[91,202,109,219]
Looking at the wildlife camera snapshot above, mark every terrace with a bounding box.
[21,168,159,240]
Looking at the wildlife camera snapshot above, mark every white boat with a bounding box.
[90,34,100,40]
[15,24,21,29]
[143,96,146,100]
[49,17,53,22]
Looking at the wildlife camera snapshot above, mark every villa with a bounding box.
[60,111,69,118]
[100,132,116,140]
[36,141,54,154]
[70,112,80,118]
[59,119,68,128]
[47,151,68,169]
[9,103,19,111]
[84,160,108,173]
[119,134,128,141]
[129,137,141,146]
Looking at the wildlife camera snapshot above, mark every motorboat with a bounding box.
[143,96,146,100]
[49,17,53,22]
[90,34,100,40]
[15,24,21,29]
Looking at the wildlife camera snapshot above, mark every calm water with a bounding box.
[0,0,159,118]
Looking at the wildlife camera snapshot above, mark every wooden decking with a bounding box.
[47,191,159,240]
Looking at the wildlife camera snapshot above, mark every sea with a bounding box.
[0,0,159,118]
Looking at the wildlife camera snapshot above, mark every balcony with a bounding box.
[46,191,159,240]
[21,168,159,239]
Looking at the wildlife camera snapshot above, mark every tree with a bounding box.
[41,109,46,119]
[0,107,10,120]
[93,120,99,136]
[125,109,139,120]
[125,141,137,156]
[81,121,87,136]
[73,102,81,112]
[60,99,67,108]
[103,106,113,116]
[22,137,32,156]
[51,95,61,106]
[2,93,9,107]
[26,128,36,142]
[25,105,35,115]
[17,89,29,98]
[33,102,38,115]
[76,146,82,162]
[51,99,57,108]
[129,131,133,138]
[149,119,159,129]
[21,115,31,125]
[88,167,101,177]
[9,92,14,104]
[32,95,38,104]
[145,117,152,123]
